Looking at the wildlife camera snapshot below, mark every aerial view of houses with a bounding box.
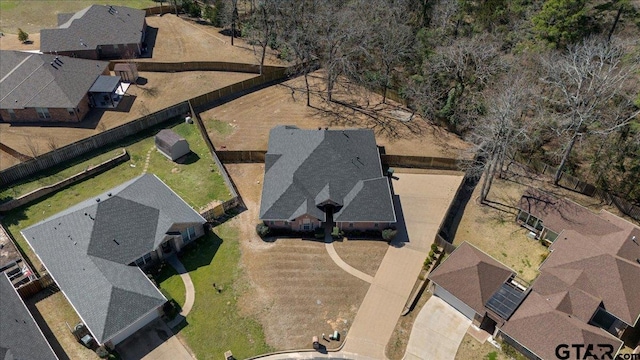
[0,1,639,360]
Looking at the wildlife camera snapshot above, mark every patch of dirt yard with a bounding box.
[332,239,389,278]
[142,14,286,65]
[0,71,255,171]
[201,71,470,158]
[225,163,370,350]
[455,334,509,360]
[0,33,40,51]
[27,292,97,360]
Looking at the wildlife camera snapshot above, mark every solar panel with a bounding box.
[486,283,528,320]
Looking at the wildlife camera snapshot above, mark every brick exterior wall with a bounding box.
[0,66,110,123]
[265,214,323,231]
[337,221,394,231]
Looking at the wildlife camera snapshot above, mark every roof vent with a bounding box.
[50,62,58,69]
[107,193,112,197]
[96,198,100,202]
[632,236,638,245]
[113,239,120,246]
[54,57,63,65]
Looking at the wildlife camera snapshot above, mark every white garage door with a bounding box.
[433,284,477,320]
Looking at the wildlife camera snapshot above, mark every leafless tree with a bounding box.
[24,136,40,158]
[244,0,277,74]
[46,136,58,151]
[539,36,638,185]
[464,76,535,203]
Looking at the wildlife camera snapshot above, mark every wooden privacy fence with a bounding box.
[216,151,267,163]
[109,60,286,75]
[381,155,459,170]
[17,273,54,299]
[0,103,188,187]
[515,154,640,221]
[0,63,291,187]
[0,150,129,212]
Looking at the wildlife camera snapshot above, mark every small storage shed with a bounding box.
[155,129,190,161]
[114,63,138,83]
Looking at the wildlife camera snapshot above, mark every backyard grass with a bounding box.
[1,120,231,274]
[165,225,273,359]
[0,0,156,33]
[455,334,510,360]
[204,118,235,137]
[0,149,124,204]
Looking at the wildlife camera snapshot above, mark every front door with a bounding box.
[161,241,173,254]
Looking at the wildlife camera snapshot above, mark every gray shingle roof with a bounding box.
[259,126,396,223]
[0,273,58,360]
[21,174,205,344]
[89,75,121,93]
[40,5,146,53]
[0,50,108,109]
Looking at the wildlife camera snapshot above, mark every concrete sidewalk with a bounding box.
[167,255,195,328]
[343,173,463,359]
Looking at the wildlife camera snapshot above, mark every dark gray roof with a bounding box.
[40,5,146,53]
[57,12,74,26]
[260,126,395,222]
[21,174,205,344]
[0,273,58,360]
[89,75,121,93]
[156,129,185,147]
[0,51,108,109]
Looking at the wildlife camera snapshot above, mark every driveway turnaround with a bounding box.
[404,296,471,360]
[116,318,193,360]
[343,173,463,359]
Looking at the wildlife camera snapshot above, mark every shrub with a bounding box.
[18,28,29,43]
[331,226,343,239]
[423,258,432,269]
[430,243,439,253]
[382,228,398,241]
[428,250,435,259]
[256,223,270,237]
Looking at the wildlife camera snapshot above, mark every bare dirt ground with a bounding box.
[455,334,509,360]
[332,240,389,278]
[143,14,286,65]
[0,33,40,51]
[224,163,388,350]
[202,72,469,157]
[0,71,255,170]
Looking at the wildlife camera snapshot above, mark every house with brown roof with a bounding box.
[430,190,640,360]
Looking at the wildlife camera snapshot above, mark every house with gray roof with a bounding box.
[40,5,147,60]
[21,174,206,347]
[0,50,124,123]
[259,126,395,232]
[0,272,59,360]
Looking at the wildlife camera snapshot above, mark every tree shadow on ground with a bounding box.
[178,230,222,272]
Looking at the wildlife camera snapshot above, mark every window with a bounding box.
[182,226,196,243]
[517,211,529,223]
[349,223,354,228]
[526,215,538,228]
[8,109,17,120]
[35,107,51,119]
[374,223,379,228]
[544,230,558,243]
[188,226,196,239]
[67,108,75,116]
[270,221,275,225]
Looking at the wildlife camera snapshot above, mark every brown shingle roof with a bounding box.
[542,230,640,325]
[518,188,620,236]
[428,242,515,315]
[501,292,623,360]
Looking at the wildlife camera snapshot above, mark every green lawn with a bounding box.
[204,119,234,136]
[153,263,186,308]
[1,120,231,273]
[0,149,124,204]
[164,225,273,359]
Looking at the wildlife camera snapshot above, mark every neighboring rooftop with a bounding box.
[501,291,623,360]
[0,273,59,360]
[21,174,205,344]
[40,5,146,54]
[428,242,515,317]
[0,51,108,109]
[260,126,395,223]
[518,188,620,236]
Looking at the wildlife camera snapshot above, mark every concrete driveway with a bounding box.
[404,296,471,360]
[116,319,193,360]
